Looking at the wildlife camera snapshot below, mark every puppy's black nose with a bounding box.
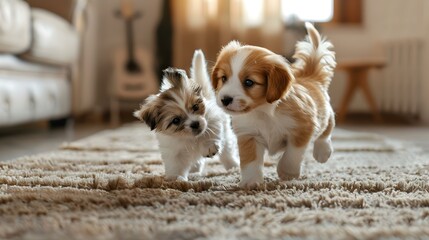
[190,121,200,130]
[221,96,233,106]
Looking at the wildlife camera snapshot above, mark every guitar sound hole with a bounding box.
[126,60,143,73]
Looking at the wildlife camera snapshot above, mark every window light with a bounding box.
[242,0,264,27]
[281,0,333,22]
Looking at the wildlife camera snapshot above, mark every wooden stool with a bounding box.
[336,59,385,123]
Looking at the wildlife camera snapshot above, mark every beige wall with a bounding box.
[324,0,428,122]
[93,0,429,123]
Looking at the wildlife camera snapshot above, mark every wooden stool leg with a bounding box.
[337,70,359,123]
[358,76,383,123]
[110,98,120,127]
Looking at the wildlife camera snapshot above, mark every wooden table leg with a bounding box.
[358,75,383,123]
[337,68,382,123]
[337,70,359,123]
[110,98,120,127]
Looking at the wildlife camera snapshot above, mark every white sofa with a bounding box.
[0,0,96,127]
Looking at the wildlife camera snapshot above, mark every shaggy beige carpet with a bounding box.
[0,123,428,239]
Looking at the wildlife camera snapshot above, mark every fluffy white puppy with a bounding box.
[134,50,239,181]
[211,23,336,187]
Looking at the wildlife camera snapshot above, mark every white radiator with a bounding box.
[381,39,423,116]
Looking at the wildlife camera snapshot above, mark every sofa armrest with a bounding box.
[20,8,79,66]
[0,0,32,54]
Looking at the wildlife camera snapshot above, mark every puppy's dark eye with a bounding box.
[244,79,254,88]
[221,76,227,83]
[172,117,181,125]
[192,104,199,112]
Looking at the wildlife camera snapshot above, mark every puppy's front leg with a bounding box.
[200,121,223,158]
[238,135,265,188]
[200,141,220,158]
[162,151,192,181]
[189,158,205,175]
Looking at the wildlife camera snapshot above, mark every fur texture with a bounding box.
[135,50,239,181]
[211,22,336,187]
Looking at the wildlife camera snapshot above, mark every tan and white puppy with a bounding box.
[134,50,239,181]
[211,23,336,187]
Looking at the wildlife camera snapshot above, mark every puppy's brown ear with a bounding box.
[211,41,241,91]
[162,67,188,88]
[211,67,220,91]
[133,98,159,131]
[266,55,295,103]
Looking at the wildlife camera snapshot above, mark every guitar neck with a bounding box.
[120,0,142,73]
[125,19,136,62]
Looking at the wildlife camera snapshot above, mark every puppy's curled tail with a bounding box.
[191,49,215,99]
[292,22,336,88]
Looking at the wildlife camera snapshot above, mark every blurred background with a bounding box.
[0,0,428,160]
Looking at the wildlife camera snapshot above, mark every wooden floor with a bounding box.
[1,118,428,161]
[0,122,110,161]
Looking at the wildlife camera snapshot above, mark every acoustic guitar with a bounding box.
[112,0,159,100]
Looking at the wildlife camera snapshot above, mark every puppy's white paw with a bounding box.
[277,155,302,181]
[189,166,202,174]
[313,139,333,163]
[165,175,188,181]
[221,156,239,170]
[202,143,219,158]
[239,176,264,188]
[277,168,300,181]
[189,160,205,174]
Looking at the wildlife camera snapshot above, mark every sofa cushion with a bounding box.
[0,0,32,54]
[20,8,79,66]
[26,0,75,23]
[0,74,71,126]
[0,55,67,76]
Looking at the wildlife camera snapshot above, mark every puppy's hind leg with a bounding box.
[313,113,335,163]
[278,125,314,180]
[277,143,308,180]
[219,124,239,170]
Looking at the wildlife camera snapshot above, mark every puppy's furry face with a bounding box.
[211,41,294,114]
[135,68,207,138]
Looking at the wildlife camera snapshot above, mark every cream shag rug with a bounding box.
[0,123,428,240]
